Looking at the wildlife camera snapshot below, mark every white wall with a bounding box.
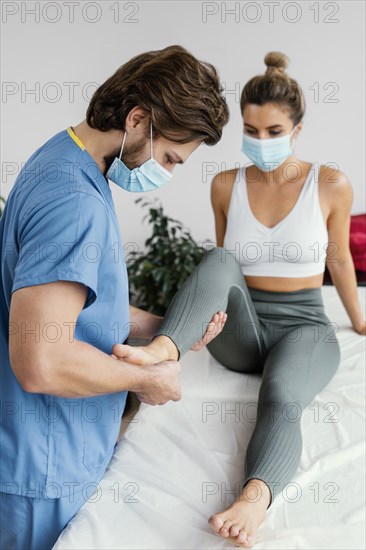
[2,0,365,253]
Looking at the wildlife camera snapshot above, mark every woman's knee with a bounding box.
[256,375,305,427]
[201,246,242,277]
[308,329,341,388]
[259,374,299,405]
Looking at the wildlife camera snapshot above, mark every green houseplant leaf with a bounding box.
[0,196,6,218]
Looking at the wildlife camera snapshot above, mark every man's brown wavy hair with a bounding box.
[86,45,229,146]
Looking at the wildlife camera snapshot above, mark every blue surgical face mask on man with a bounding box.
[241,125,298,172]
[106,121,173,192]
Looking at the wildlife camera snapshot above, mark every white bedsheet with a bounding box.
[54,286,366,549]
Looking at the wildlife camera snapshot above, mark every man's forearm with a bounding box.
[32,339,148,399]
[129,305,163,340]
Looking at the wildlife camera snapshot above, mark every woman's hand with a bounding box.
[190,311,228,351]
[353,320,366,335]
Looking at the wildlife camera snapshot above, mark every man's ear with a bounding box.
[124,106,148,132]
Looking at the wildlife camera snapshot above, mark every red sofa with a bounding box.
[324,213,366,285]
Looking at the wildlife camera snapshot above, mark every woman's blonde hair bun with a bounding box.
[240,51,305,125]
[264,51,290,76]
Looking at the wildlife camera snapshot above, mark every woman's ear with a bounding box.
[294,120,303,136]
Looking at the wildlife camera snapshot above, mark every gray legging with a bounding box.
[151,246,341,508]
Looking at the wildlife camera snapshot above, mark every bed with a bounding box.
[53,285,366,550]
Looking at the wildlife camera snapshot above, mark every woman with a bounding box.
[114,52,366,548]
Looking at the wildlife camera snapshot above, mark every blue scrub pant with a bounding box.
[0,488,90,550]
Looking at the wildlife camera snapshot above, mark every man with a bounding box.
[0,45,229,549]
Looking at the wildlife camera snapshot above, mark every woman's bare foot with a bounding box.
[208,478,271,548]
[112,335,179,366]
[113,311,227,366]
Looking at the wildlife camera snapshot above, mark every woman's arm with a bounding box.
[324,169,366,335]
[210,169,236,246]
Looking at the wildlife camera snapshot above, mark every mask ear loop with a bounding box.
[290,124,299,153]
[150,121,154,159]
[118,131,127,160]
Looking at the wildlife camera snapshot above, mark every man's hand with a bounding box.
[190,311,227,352]
[135,361,182,405]
[111,353,182,406]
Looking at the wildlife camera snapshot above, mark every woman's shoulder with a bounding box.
[210,167,239,196]
[211,167,239,184]
[210,167,239,215]
[318,164,352,197]
[318,163,353,212]
[318,163,350,187]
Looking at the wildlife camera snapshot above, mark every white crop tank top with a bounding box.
[223,163,329,278]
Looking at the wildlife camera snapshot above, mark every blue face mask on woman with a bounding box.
[106,121,173,192]
[241,125,298,171]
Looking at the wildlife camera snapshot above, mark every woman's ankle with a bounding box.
[149,335,180,361]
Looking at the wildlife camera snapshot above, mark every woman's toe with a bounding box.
[220,519,233,537]
[229,523,241,538]
[208,514,224,532]
[243,533,255,547]
[237,530,248,543]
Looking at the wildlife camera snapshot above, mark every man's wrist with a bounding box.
[130,305,163,340]
[125,363,150,393]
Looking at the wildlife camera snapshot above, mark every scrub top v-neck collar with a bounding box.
[66,126,115,210]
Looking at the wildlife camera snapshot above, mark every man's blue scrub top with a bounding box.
[0,127,130,498]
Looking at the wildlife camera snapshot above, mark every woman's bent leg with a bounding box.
[152,246,265,372]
